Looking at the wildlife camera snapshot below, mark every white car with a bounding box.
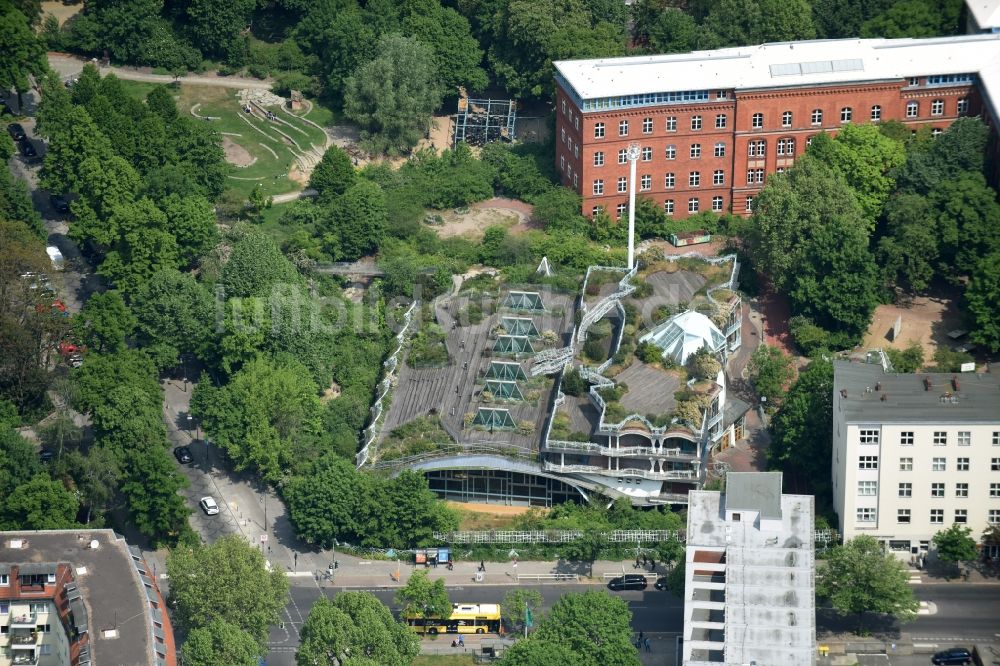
[199,497,220,516]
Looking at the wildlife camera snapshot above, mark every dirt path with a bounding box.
[432,198,537,239]
[47,53,273,89]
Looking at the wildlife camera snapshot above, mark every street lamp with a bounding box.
[625,143,641,270]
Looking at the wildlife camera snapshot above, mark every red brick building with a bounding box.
[1,530,177,666]
[553,35,1000,220]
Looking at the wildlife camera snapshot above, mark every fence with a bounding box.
[356,301,418,467]
[432,529,841,547]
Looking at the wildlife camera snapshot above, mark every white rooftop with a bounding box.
[640,310,725,365]
[968,0,1000,29]
[554,34,1000,114]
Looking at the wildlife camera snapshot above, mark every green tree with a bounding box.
[966,252,1000,353]
[324,180,388,260]
[297,594,419,666]
[75,290,136,353]
[502,588,543,635]
[0,429,43,500]
[747,344,794,408]
[751,157,878,342]
[768,357,834,496]
[167,535,290,644]
[402,1,489,92]
[705,0,815,46]
[811,0,894,38]
[71,444,121,524]
[0,475,79,531]
[162,194,219,265]
[191,356,322,482]
[807,125,905,225]
[120,441,190,542]
[0,5,47,106]
[223,226,300,298]
[561,529,606,577]
[533,591,640,666]
[885,343,924,373]
[283,455,371,549]
[877,193,939,292]
[817,534,920,633]
[860,0,962,38]
[497,639,583,666]
[932,524,978,568]
[309,146,356,200]
[395,569,452,620]
[131,270,217,369]
[343,33,444,155]
[182,619,263,666]
[185,0,256,62]
[930,174,1000,277]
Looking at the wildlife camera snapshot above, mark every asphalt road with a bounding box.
[267,582,684,665]
[265,581,1000,665]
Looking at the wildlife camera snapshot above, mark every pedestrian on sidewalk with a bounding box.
[480,560,486,572]
[644,637,651,652]
[634,556,640,569]
[638,631,643,643]
[458,635,465,647]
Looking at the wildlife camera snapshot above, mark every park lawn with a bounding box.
[118,81,332,201]
[412,656,476,666]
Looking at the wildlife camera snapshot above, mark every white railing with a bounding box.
[356,301,418,467]
[517,573,580,582]
[432,529,687,544]
[545,440,697,459]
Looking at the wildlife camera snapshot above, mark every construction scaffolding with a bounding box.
[454,87,517,147]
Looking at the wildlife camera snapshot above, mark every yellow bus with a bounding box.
[403,603,502,635]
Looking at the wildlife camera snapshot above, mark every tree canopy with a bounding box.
[817,534,919,633]
[166,535,290,645]
[297,594,419,666]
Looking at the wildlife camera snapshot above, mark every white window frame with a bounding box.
[688,198,699,213]
[930,509,944,524]
[711,196,723,212]
[954,509,968,523]
[841,107,852,122]
[931,482,945,498]
[856,507,876,523]
[665,145,677,160]
[619,120,629,136]
[666,116,677,132]
[859,429,880,445]
[781,111,792,127]
[751,112,763,129]
[900,457,913,471]
[641,147,652,162]
[897,509,911,524]
[642,117,653,134]
[900,431,914,446]
[931,99,944,116]
[955,482,968,497]
[690,143,701,159]
[714,142,726,157]
[689,171,700,187]
[957,98,968,115]
[640,174,651,191]
[811,109,822,125]
[871,105,882,121]
[664,173,675,189]
[858,481,877,496]
[859,456,879,469]
[618,149,628,165]
[932,457,946,472]
[594,123,605,139]
[745,196,754,212]
[593,180,604,196]
[713,170,724,185]
[898,482,912,497]
[906,101,918,118]
[933,431,947,446]
[956,457,969,471]
[617,177,627,193]
[594,151,604,167]
[691,115,702,131]
[958,431,971,446]
[715,114,727,129]
[664,199,674,215]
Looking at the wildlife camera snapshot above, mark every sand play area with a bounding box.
[862,291,964,360]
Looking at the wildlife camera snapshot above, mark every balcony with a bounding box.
[11,631,39,648]
[542,461,697,481]
[545,440,697,459]
[13,652,39,665]
[9,611,36,629]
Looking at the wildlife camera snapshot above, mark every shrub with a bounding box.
[885,343,925,373]
[636,341,662,364]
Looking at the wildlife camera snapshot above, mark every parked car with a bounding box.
[199,496,220,515]
[654,576,668,591]
[607,574,648,591]
[67,353,84,368]
[7,123,26,141]
[18,139,36,158]
[39,450,54,463]
[173,446,193,464]
[932,648,973,665]
[50,195,70,214]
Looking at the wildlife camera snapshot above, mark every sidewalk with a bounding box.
[300,558,668,589]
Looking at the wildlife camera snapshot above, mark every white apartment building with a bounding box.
[683,472,816,666]
[832,359,1000,559]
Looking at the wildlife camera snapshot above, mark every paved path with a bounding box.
[46,53,273,89]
